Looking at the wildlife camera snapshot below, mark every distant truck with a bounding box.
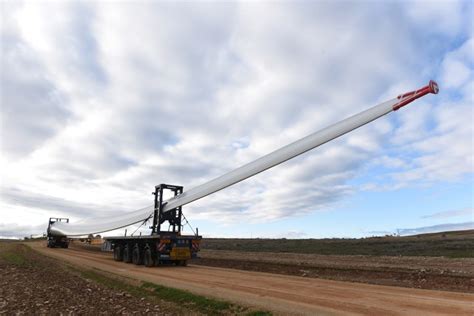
[103,184,202,267]
[46,218,70,248]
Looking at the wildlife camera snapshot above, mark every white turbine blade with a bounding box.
[49,206,154,236]
[162,98,397,212]
[49,81,438,236]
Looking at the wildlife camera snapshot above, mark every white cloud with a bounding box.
[442,59,471,88]
[0,3,71,158]
[362,36,473,190]
[422,208,473,219]
[440,38,473,88]
[1,2,472,237]
[397,222,474,236]
[404,0,465,36]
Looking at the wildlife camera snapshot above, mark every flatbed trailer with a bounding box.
[104,184,201,267]
[105,233,200,267]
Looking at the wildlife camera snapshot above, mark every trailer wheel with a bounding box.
[113,245,123,261]
[144,248,154,267]
[132,245,143,265]
[123,245,132,263]
[175,260,187,266]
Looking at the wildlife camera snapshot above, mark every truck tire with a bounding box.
[132,245,143,265]
[113,245,123,261]
[144,248,154,267]
[123,245,132,263]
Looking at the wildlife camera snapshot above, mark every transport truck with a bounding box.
[46,218,70,248]
[104,184,201,267]
[48,80,439,267]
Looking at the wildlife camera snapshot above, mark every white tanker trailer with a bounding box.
[47,80,439,267]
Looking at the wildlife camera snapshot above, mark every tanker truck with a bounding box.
[48,80,439,267]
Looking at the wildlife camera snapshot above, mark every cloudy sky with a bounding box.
[1,1,472,239]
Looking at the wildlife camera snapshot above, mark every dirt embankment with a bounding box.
[193,249,474,293]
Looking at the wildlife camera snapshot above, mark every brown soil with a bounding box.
[192,249,474,293]
[29,241,474,315]
[0,242,179,315]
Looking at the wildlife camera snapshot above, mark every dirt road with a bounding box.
[30,242,474,315]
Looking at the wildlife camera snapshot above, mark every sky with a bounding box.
[0,0,473,239]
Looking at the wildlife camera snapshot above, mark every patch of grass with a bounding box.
[245,311,273,316]
[0,243,30,266]
[0,251,27,266]
[142,281,233,314]
[77,268,271,315]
